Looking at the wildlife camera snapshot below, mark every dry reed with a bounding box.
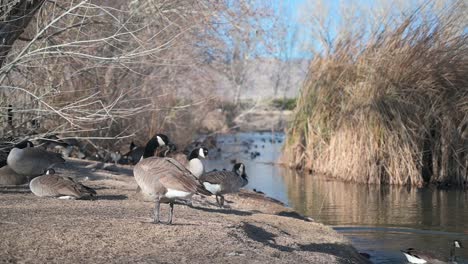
[284,2,467,187]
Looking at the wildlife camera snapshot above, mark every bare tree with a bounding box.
[0,0,222,147]
[0,0,45,67]
[204,1,276,104]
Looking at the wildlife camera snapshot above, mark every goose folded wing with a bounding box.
[164,158,212,195]
[27,148,65,163]
[200,171,233,185]
[39,175,93,197]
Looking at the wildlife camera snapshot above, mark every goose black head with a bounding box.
[189,147,208,160]
[155,134,170,147]
[233,163,247,179]
[15,140,34,149]
[45,168,55,175]
[142,134,171,159]
[130,141,137,151]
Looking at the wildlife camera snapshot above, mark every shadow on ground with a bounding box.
[191,205,253,216]
[242,222,369,264]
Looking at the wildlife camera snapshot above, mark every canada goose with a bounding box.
[0,165,28,185]
[199,163,248,207]
[30,169,96,199]
[401,240,463,264]
[186,147,208,178]
[136,146,208,199]
[37,134,74,157]
[164,147,208,178]
[134,134,210,224]
[123,141,144,165]
[0,137,16,167]
[7,140,65,177]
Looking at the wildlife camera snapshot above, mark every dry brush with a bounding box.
[284,1,467,187]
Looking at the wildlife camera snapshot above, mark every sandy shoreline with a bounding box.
[0,158,369,264]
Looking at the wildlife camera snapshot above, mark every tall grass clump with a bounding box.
[284,1,467,187]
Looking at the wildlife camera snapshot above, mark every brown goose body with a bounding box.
[199,163,248,207]
[133,133,211,224]
[0,165,28,185]
[134,157,208,202]
[7,144,65,176]
[30,170,96,199]
[199,170,247,195]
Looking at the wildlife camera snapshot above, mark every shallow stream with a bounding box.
[205,132,468,263]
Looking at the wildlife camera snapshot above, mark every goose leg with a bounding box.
[167,202,174,225]
[153,197,161,223]
[215,195,221,207]
[219,195,225,207]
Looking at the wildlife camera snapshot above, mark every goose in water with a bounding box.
[401,240,463,264]
[133,134,210,224]
[30,169,96,199]
[199,163,248,207]
[7,141,65,177]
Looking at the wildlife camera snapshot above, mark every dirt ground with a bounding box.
[0,159,369,264]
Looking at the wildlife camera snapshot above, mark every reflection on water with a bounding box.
[206,132,468,263]
[283,169,468,233]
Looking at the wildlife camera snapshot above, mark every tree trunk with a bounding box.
[0,0,45,68]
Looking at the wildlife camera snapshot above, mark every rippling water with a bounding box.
[205,132,468,264]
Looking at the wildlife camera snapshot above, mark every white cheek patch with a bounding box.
[157,136,165,146]
[203,182,221,195]
[402,252,427,264]
[199,148,205,158]
[165,189,192,199]
[454,241,461,248]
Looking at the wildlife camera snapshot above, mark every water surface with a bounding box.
[205,132,468,263]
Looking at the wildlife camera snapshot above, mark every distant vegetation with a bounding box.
[271,98,296,110]
[284,1,467,187]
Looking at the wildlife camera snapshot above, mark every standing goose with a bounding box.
[199,163,248,207]
[163,147,208,178]
[401,240,463,264]
[186,147,208,178]
[7,141,65,177]
[134,134,210,224]
[30,169,96,199]
[136,145,208,200]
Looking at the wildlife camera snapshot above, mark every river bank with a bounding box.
[0,158,368,264]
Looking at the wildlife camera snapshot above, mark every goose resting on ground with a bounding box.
[30,169,96,199]
[0,165,28,185]
[7,140,65,177]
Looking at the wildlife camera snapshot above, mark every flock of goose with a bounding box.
[1,133,248,224]
[1,133,465,263]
